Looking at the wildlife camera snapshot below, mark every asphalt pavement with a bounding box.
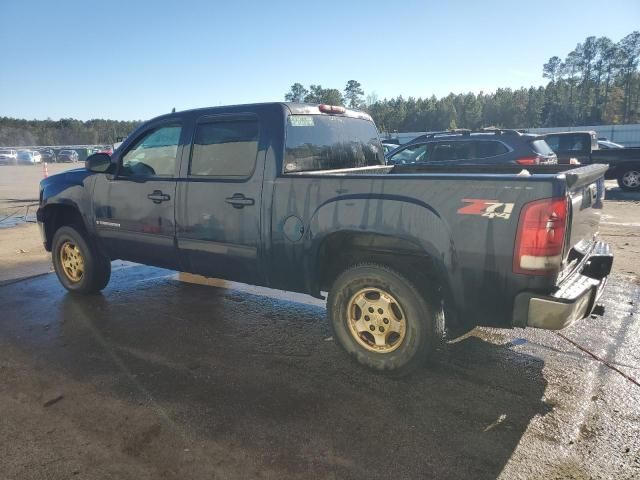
[0,265,639,479]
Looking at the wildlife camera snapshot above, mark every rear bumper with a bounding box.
[513,241,613,330]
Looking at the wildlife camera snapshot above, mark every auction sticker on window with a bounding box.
[289,115,315,127]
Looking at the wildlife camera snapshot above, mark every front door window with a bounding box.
[121,125,182,177]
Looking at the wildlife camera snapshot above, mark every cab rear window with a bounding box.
[284,115,383,173]
[531,139,554,156]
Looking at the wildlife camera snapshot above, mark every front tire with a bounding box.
[327,263,443,376]
[617,168,640,191]
[52,225,111,294]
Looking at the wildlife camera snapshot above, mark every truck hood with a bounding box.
[39,167,95,202]
[40,167,92,188]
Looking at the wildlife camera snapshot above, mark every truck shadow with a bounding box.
[605,186,640,201]
[0,266,550,480]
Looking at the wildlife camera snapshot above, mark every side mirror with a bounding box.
[85,153,114,173]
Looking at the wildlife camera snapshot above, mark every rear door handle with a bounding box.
[225,193,255,209]
[147,190,171,204]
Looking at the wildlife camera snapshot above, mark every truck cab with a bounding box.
[543,131,598,164]
[543,130,640,191]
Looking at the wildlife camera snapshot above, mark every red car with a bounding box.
[97,146,113,155]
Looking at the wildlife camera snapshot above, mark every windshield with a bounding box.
[284,115,383,173]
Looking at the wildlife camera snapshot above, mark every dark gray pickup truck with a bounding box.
[37,103,613,375]
[543,130,640,191]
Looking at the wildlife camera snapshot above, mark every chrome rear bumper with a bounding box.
[513,241,612,330]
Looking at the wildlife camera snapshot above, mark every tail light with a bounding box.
[513,197,568,275]
[318,104,346,114]
[516,156,541,165]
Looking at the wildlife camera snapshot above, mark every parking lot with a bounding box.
[1,164,639,479]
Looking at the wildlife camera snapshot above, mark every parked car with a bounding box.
[38,102,612,375]
[543,131,640,191]
[96,146,114,155]
[57,149,79,163]
[385,129,557,166]
[17,150,41,164]
[39,148,57,163]
[597,140,624,149]
[0,149,18,165]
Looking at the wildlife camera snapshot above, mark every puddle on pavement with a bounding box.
[0,213,37,228]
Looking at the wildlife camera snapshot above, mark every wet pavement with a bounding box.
[0,209,37,229]
[0,265,639,479]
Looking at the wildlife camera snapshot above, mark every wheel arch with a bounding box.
[40,202,89,251]
[311,230,460,333]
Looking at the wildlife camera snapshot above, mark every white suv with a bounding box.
[0,149,18,165]
[17,150,42,164]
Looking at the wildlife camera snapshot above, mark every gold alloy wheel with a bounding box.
[60,241,84,282]
[347,287,407,353]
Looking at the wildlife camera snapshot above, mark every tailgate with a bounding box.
[562,164,608,267]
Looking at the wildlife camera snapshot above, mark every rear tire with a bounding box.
[327,263,444,376]
[617,168,640,192]
[52,225,111,294]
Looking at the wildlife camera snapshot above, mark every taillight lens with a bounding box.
[513,197,568,275]
[516,156,540,165]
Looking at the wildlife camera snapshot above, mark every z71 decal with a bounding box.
[458,199,515,220]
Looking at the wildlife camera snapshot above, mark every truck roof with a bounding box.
[543,130,597,136]
[156,102,373,123]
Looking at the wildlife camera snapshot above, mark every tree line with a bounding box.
[1,31,638,147]
[0,117,141,147]
[285,31,640,133]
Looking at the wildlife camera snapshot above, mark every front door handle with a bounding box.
[225,193,255,209]
[147,190,171,204]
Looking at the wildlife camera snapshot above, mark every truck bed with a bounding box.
[273,163,608,329]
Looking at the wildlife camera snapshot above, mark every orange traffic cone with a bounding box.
[42,162,49,178]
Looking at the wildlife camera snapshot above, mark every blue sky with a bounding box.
[1,0,638,121]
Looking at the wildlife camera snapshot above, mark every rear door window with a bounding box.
[431,143,456,162]
[431,141,475,162]
[453,141,474,160]
[190,119,259,177]
[475,141,508,158]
